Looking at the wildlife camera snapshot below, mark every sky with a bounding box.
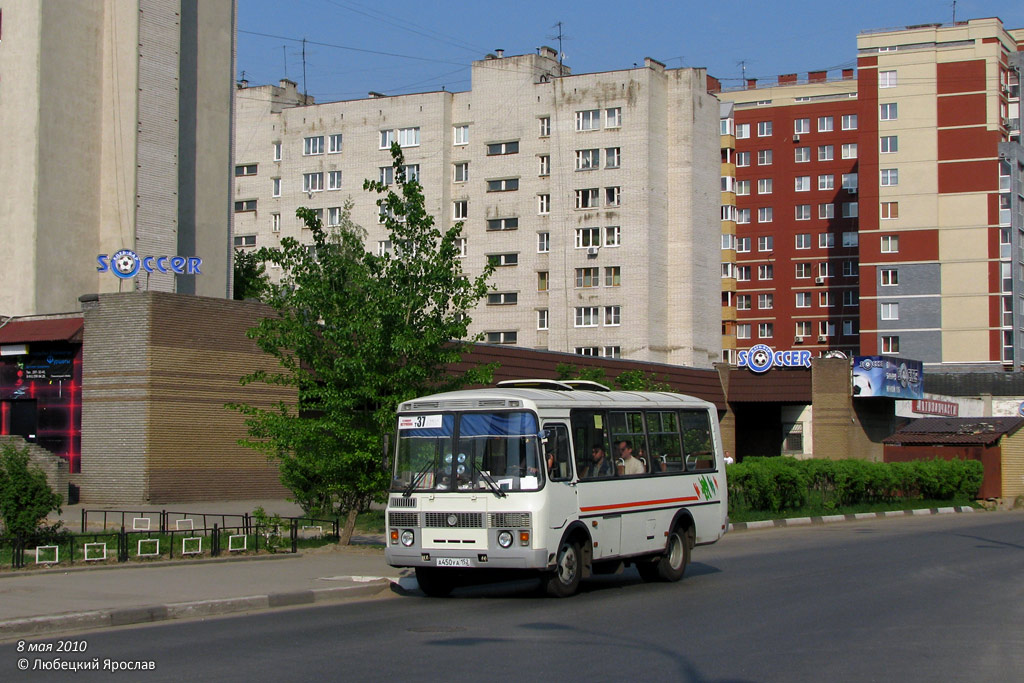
[237,0,1024,103]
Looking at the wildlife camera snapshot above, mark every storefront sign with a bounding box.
[738,344,812,374]
[97,250,202,279]
[911,399,958,417]
[852,356,923,399]
[23,349,75,381]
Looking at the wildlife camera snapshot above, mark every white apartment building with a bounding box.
[0,0,235,317]
[233,49,721,367]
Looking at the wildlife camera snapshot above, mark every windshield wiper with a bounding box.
[402,461,436,498]
[473,461,506,498]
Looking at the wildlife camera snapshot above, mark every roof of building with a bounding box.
[725,367,812,404]
[925,372,1024,397]
[0,318,84,344]
[882,417,1024,446]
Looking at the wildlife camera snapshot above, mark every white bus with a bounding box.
[385,380,728,597]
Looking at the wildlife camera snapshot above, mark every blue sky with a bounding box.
[237,1,1024,102]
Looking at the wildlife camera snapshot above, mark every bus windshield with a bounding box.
[392,412,543,493]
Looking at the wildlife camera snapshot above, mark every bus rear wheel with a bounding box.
[544,539,582,597]
[415,567,455,597]
[638,527,692,583]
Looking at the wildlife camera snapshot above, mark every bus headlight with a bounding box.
[401,529,415,547]
[497,530,513,548]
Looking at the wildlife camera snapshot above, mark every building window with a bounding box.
[304,136,324,155]
[757,121,773,137]
[758,207,773,223]
[575,149,600,170]
[819,292,835,308]
[842,202,858,218]
[796,321,812,339]
[272,178,281,197]
[454,162,469,183]
[842,173,858,191]
[737,324,751,339]
[735,123,750,139]
[234,234,256,247]
[605,187,621,207]
[795,176,811,192]
[487,217,519,231]
[455,237,467,258]
[841,143,858,159]
[736,266,751,281]
[575,347,600,357]
[234,199,257,213]
[757,178,773,195]
[539,117,551,137]
[398,127,420,147]
[273,142,282,161]
[881,235,899,253]
[737,208,751,224]
[722,234,736,251]
[819,174,835,190]
[575,227,601,248]
[795,146,810,163]
[379,130,395,149]
[487,178,519,192]
[818,116,833,132]
[758,264,774,280]
[271,213,281,232]
[602,346,621,359]
[795,263,812,279]
[487,140,519,156]
[841,114,858,130]
[487,292,519,306]
[881,302,899,321]
[843,290,859,307]
[537,155,551,176]
[880,103,898,121]
[783,423,804,453]
[842,232,858,248]
[235,164,257,177]
[538,232,550,253]
[453,201,468,220]
[605,147,621,168]
[796,233,811,249]
[538,194,551,214]
[605,107,622,128]
[604,306,621,326]
[880,136,898,153]
[537,309,549,330]
[879,70,897,88]
[737,294,751,310]
[819,321,836,337]
[538,271,549,291]
[758,235,774,252]
[379,167,395,186]
[758,293,774,310]
[574,188,599,209]
[794,118,810,134]
[486,331,518,345]
[796,292,811,308]
[736,151,750,167]
[818,145,834,161]
[819,232,835,249]
[575,267,599,288]
[377,240,393,256]
[842,259,859,277]
[880,169,899,186]
[818,262,833,279]
[576,109,600,131]
[326,206,343,227]
[736,237,751,252]
[604,226,621,247]
[736,180,751,195]
[881,268,899,286]
[820,203,835,219]
[605,266,621,287]
[488,253,518,267]
[721,118,734,136]
[758,322,774,339]
[575,307,600,327]
[328,133,343,153]
[327,171,342,190]
[454,125,469,146]
[795,204,811,221]
[882,336,900,353]
[757,149,773,166]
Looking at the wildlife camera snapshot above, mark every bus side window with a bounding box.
[544,424,572,481]
[649,411,683,473]
[571,410,612,480]
[681,409,716,471]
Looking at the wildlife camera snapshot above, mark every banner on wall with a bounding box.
[852,356,923,399]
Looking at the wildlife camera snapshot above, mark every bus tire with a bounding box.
[415,567,455,597]
[656,526,692,582]
[544,539,582,597]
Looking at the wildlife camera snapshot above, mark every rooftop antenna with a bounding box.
[301,37,308,102]
[952,0,957,23]
[738,60,748,82]
[282,45,288,79]
[549,21,568,70]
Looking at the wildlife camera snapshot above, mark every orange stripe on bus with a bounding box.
[580,496,701,512]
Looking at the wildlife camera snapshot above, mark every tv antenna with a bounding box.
[548,21,568,69]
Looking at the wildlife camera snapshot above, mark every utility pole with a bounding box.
[302,38,308,103]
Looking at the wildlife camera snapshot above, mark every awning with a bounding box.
[0,318,84,344]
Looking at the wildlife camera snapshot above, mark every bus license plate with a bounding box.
[436,557,471,567]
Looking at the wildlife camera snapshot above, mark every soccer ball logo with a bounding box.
[110,249,140,279]
[751,348,771,369]
[746,343,775,373]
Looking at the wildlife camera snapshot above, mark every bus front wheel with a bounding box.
[544,539,582,597]
[415,567,455,597]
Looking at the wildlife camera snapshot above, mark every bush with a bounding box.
[727,456,983,516]
[0,443,64,538]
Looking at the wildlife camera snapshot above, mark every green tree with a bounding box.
[229,147,493,542]
[0,443,63,538]
[233,248,270,301]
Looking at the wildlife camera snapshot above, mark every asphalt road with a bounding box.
[3,512,1022,682]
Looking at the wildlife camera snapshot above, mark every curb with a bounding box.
[728,505,975,532]
[0,578,391,640]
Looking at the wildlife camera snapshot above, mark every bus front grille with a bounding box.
[489,512,531,528]
[388,512,420,527]
[389,497,417,508]
[424,512,484,528]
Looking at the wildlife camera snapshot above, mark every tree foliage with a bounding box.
[0,443,63,538]
[229,145,494,539]
[555,364,672,392]
[233,248,269,301]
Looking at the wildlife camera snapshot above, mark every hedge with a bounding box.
[727,457,983,514]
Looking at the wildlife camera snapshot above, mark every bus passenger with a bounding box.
[586,445,612,478]
[616,440,645,476]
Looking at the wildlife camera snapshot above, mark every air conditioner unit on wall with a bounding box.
[793,135,801,142]
[815,276,825,284]
[794,337,804,344]
[818,335,828,343]
[586,246,599,257]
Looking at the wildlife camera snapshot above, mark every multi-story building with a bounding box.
[717,17,1024,371]
[0,0,235,317]
[233,50,722,367]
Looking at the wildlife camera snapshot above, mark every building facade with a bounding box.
[0,0,235,317]
[233,50,722,368]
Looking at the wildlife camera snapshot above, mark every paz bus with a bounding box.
[384,379,728,597]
